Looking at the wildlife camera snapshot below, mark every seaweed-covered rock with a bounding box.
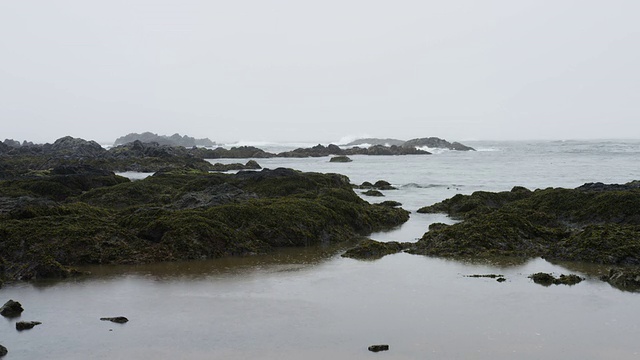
[0,300,24,318]
[362,190,384,197]
[330,155,352,163]
[210,160,262,172]
[529,273,583,286]
[342,239,409,260]
[0,168,409,282]
[411,181,640,265]
[377,200,402,207]
[601,268,640,292]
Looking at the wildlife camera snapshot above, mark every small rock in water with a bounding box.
[16,321,42,331]
[0,300,24,318]
[368,344,390,352]
[0,344,7,357]
[496,277,507,282]
[100,316,129,324]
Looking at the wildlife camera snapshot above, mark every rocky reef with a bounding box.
[0,165,409,283]
[0,137,218,175]
[113,132,216,147]
[410,182,640,266]
[344,136,475,151]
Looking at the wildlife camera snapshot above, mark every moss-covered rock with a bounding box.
[362,189,384,197]
[601,268,640,292]
[341,239,409,260]
[529,272,583,286]
[0,167,409,282]
[411,182,640,267]
[329,155,352,163]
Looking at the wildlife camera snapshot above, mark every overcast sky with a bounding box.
[1,1,639,144]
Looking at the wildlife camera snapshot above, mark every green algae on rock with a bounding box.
[341,239,410,260]
[411,182,640,267]
[0,167,409,282]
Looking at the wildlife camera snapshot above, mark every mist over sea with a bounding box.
[5,139,640,359]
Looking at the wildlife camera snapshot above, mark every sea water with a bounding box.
[3,140,640,359]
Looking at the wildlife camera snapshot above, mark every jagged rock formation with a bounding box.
[114,132,216,147]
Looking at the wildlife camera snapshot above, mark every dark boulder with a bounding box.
[0,344,7,357]
[329,155,352,163]
[16,321,42,331]
[362,190,384,197]
[0,300,24,318]
[368,344,389,352]
[100,316,129,323]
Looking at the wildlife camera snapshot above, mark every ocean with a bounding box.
[3,140,640,359]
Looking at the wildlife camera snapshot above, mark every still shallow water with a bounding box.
[3,140,640,359]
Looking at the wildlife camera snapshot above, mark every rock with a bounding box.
[529,273,583,286]
[342,239,409,260]
[466,274,504,279]
[329,155,352,163]
[210,160,262,172]
[16,321,42,331]
[377,200,402,207]
[373,180,396,190]
[100,316,129,323]
[368,344,389,352]
[403,137,475,151]
[496,277,507,282]
[0,344,7,357]
[601,268,640,292]
[0,300,24,318]
[0,167,409,282]
[362,190,384,197]
[114,132,216,147]
[345,138,405,147]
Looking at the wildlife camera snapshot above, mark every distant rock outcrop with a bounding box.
[403,137,475,151]
[344,136,475,151]
[114,132,216,147]
[345,138,405,147]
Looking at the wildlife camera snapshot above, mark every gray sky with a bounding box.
[1,1,639,144]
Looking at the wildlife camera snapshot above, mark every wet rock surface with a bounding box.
[342,239,410,260]
[529,273,583,286]
[411,182,640,264]
[0,166,409,283]
[601,268,640,292]
[0,300,24,318]
[16,321,42,331]
[368,344,390,352]
[100,316,129,324]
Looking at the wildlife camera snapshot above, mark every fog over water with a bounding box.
[1,1,639,143]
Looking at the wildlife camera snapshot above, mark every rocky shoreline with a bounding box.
[341,181,640,291]
[0,162,409,283]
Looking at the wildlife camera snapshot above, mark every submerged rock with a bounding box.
[368,344,390,352]
[0,300,24,318]
[16,321,42,331]
[100,316,129,324]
